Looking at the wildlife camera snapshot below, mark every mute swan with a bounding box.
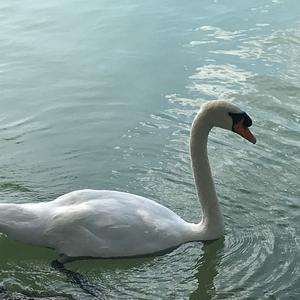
[0,100,256,259]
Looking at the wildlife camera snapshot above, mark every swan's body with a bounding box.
[0,101,256,258]
[0,190,203,257]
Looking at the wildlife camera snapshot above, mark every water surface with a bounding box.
[0,0,299,299]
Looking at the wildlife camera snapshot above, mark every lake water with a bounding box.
[0,0,299,299]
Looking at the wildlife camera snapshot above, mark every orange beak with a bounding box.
[233,119,256,144]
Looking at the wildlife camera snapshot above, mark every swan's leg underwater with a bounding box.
[51,257,107,299]
[57,254,73,264]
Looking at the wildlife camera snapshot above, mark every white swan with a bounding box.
[0,100,256,259]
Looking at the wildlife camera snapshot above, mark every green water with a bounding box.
[0,0,299,299]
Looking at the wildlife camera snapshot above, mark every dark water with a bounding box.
[0,1,299,299]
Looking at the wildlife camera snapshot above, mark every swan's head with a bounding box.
[200,100,256,144]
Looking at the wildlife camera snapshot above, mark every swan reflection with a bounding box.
[190,239,224,299]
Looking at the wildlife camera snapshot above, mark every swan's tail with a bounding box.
[0,203,42,244]
[0,203,19,236]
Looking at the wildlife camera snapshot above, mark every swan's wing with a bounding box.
[42,192,190,257]
[42,200,115,256]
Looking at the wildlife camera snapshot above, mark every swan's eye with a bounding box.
[228,112,252,131]
[229,111,256,144]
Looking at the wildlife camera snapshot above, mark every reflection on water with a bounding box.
[190,239,224,300]
[188,64,255,99]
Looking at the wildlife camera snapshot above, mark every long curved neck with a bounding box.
[190,112,224,239]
